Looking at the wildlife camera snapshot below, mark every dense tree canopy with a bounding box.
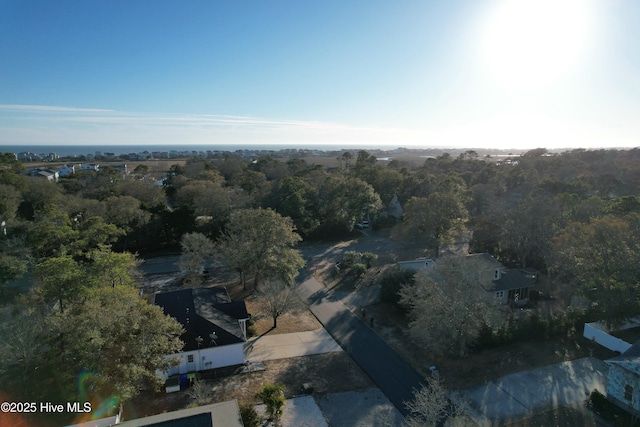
[552,215,640,329]
[47,285,184,401]
[216,208,303,287]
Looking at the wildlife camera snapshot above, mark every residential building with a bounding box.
[154,287,249,381]
[113,400,243,427]
[439,253,535,304]
[606,340,640,417]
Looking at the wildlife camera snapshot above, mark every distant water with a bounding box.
[0,144,401,157]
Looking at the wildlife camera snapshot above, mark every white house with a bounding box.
[79,163,100,171]
[154,287,249,383]
[606,341,640,417]
[29,168,59,182]
[58,164,76,177]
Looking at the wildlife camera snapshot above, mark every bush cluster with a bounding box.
[472,308,588,351]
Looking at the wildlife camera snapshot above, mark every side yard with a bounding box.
[363,298,616,390]
[304,233,617,391]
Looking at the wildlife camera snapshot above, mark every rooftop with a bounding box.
[154,287,249,352]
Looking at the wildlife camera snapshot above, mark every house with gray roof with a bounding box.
[65,400,243,427]
[440,253,536,304]
[154,287,249,382]
[113,400,243,427]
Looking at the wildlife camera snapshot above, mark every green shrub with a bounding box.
[343,251,360,267]
[380,268,415,310]
[239,403,260,427]
[586,389,640,426]
[246,318,257,337]
[255,382,286,421]
[351,263,367,277]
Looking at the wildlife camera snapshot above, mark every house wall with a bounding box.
[584,323,633,353]
[493,290,507,302]
[161,343,244,379]
[607,366,640,415]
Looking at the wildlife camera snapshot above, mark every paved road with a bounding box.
[139,255,181,275]
[139,255,216,275]
[296,276,425,417]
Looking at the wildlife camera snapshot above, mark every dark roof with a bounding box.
[143,413,212,427]
[490,269,535,292]
[607,341,640,370]
[154,288,249,352]
[114,400,243,427]
[622,340,640,357]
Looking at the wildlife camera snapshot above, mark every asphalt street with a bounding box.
[296,276,425,417]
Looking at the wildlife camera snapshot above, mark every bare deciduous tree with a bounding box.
[187,377,213,406]
[257,279,304,329]
[404,377,472,427]
[399,256,504,357]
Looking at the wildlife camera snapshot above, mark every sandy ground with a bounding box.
[256,388,404,427]
[316,389,406,427]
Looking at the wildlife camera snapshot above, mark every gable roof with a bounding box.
[154,287,249,352]
[606,340,640,376]
[622,340,640,357]
[464,252,503,269]
[482,269,535,293]
[114,400,243,427]
[440,253,535,293]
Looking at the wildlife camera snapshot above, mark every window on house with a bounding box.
[496,291,504,299]
[494,270,499,280]
[625,385,633,401]
[187,355,194,363]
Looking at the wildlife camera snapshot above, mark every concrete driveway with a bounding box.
[457,357,609,424]
[244,329,342,362]
[245,329,404,426]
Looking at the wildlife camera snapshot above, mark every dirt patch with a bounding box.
[127,352,374,419]
[209,352,373,404]
[245,296,322,336]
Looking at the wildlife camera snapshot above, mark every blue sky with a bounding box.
[1,0,639,149]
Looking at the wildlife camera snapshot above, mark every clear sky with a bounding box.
[1,0,639,150]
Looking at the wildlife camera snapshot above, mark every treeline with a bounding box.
[4,147,640,292]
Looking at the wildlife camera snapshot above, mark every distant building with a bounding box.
[79,163,99,171]
[28,168,59,182]
[58,164,75,177]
